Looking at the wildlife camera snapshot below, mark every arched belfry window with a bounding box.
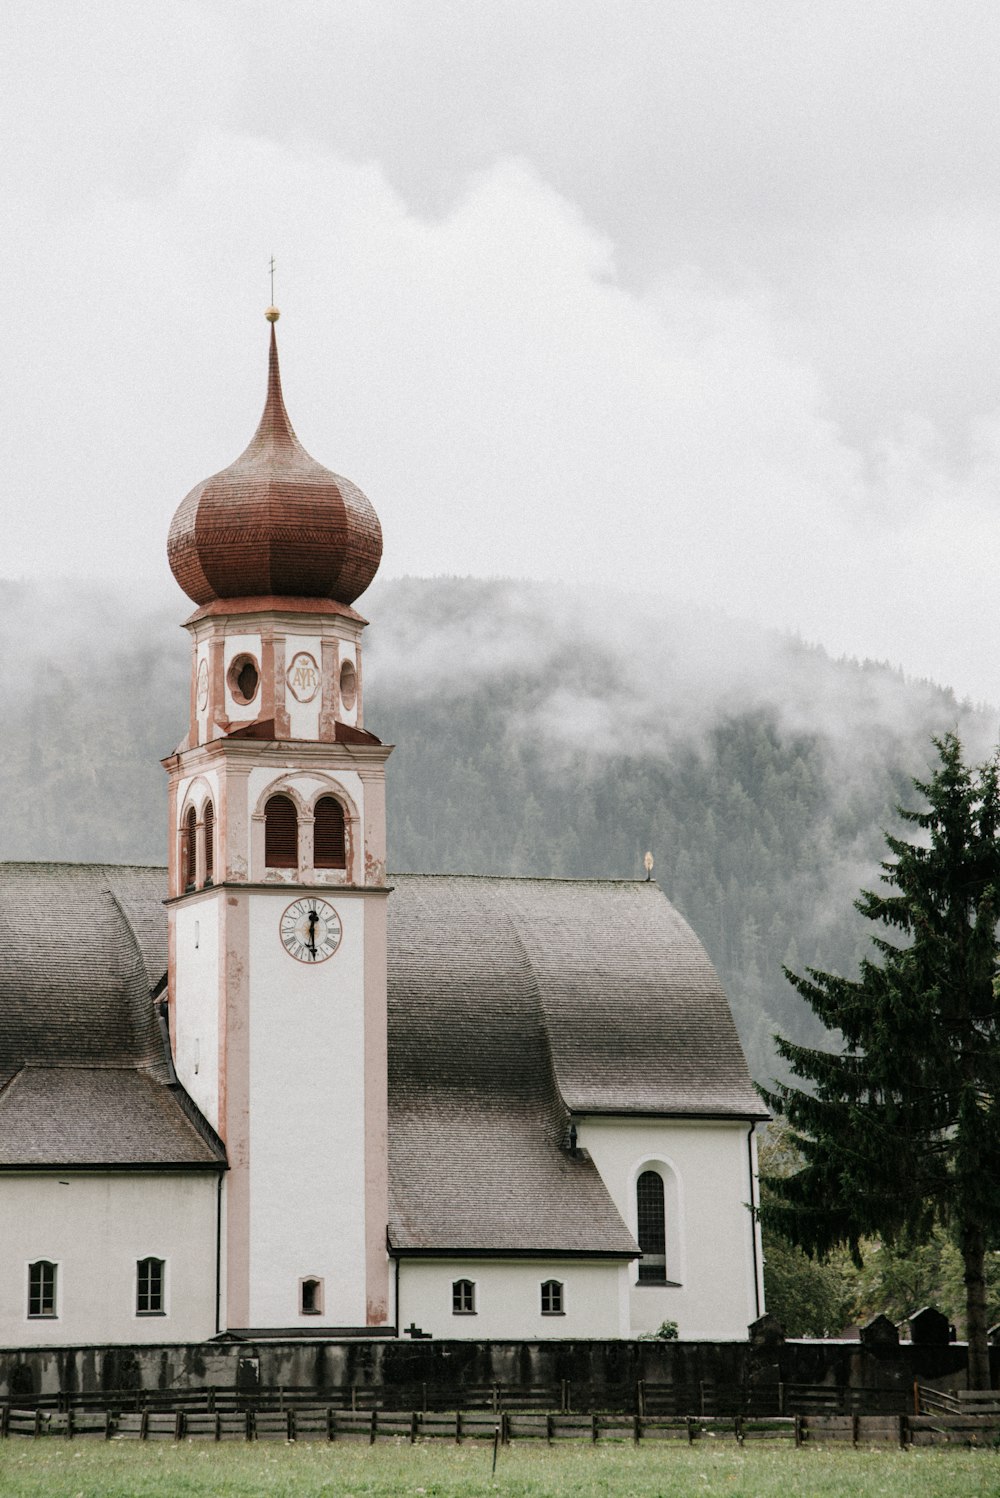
[314,796,346,870]
[204,801,215,884]
[265,794,298,869]
[184,807,197,890]
[637,1170,667,1283]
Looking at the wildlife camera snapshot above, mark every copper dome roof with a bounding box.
[167,321,382,607]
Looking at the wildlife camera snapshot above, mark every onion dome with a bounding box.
[168,312,382,607]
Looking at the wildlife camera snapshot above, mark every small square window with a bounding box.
[136,1257,165,1315]
[28,1261,57,1318]
[540,1279,564,1316]
[452,1278,476,1315]
[300,1277,324,1316]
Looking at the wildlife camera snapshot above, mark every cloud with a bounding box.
[4,5,1000,708]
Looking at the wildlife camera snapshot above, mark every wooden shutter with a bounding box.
[204,801,215,883]
[184,807,197,888]
[314,796,346,869]
[265,795,298,868]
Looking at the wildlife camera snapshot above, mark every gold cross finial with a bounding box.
[266,256,280,322]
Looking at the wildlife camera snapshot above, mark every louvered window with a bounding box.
[136,1257,165,1315]
[204,801,215,884]
[314,796,346,869]
[184,807,197,889]
[265,794,298,868]
[637,1170,667,1283]
[28,1261,57,1318]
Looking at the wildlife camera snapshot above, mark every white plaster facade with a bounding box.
[0,1173,218,1345]
[578,1117,765,1339]
[397,1260,630,1340]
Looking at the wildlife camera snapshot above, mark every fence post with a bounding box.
[546,1412,554,1445]
[175,1410,185,1442]
[502,1411,511,1446]
[591,1412,598,1443]
[0,1405,8,1440]
[327,1408,336,1443]
[103,1409,112,1441]
[913,1380,920,1416]
[899,1413,909,1449]
[851,1413,859,1448]
[369,1410,377,1445]
[139,1409,149,1442]
[794,1413,803,1447]
[778,1382,785,1416]
[633,1413,641,1444]
[66,1408,74,1441]
[735,1415,743,1446]
[637,1379,645,1418]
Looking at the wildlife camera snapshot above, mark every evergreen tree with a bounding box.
[759,735,1000,1387]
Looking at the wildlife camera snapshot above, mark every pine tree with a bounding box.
[759,735,1000,1388]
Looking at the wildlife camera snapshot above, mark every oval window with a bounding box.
[227,653,260,706]
[340,659,357,713]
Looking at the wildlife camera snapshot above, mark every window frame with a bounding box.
[540,1279,564,1316]
[636,1169,668,1285]
[299,1276,324,1316]
[136,1256,166,1317]
[27,1260,58,1319]
[313,794,347,870]
[264,793,299,870]
[451,1278,477,1315]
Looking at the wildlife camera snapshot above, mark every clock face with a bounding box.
[279,898,343,964]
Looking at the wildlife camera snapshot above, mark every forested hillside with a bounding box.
[1,574,992,1083]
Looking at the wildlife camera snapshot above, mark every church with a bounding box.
[0,311,766,1348]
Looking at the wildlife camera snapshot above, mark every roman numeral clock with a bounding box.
[279,898,343,963]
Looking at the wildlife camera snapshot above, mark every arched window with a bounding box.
[184,806,197,889]
[28,1261,57,1318]
[452,1279,476,1315]
[300,1277,324,1315]
[204,801,215,884]
[540,1279,564,1315]
[136,1257,165,1315]
[265,794,298,869]
[637,1170,667,1283]
[314,796,346,869]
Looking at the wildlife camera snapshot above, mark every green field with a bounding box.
[1,1442,999,1498]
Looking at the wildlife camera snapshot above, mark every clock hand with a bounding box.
[307,909,319,957]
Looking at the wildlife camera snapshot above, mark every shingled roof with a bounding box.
[385,875,764,1255]
[0,864,762,1244]
[0,863,223,1168]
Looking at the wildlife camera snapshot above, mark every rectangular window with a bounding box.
[28,1261,57,1318]
[136,1257,165,1315]
[452,1279,476,1314]
[300,1277,324,1315]
[540,1279,564,1316]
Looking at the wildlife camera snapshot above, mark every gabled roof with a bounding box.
[385,875,764,1256]
[0,1066,222,1168]
[0,863,167,1086]
[0,863,223,1168]
[0,864,762,1250]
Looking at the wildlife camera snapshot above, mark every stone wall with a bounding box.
[0,1336,985,1405]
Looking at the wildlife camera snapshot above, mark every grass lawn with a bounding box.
[1,1441,1000,1498]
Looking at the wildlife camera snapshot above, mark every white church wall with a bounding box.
[577,1117,762,1340]
[172,895,221,1133]
[283,633,324,740]
[222,632,263,724]
[0,1172,218,1346]
[398,1259,628,1339]
[244,887,369,1327]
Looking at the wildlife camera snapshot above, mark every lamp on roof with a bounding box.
[644,851,654,882]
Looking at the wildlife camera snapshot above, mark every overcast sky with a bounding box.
[4,2,1000,704]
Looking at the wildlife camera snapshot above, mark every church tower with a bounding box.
[162,310,392,1333]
